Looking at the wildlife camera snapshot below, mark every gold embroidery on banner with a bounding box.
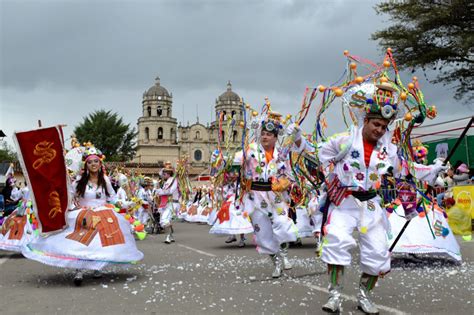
[48,191,62,218]
[32,141,57,170]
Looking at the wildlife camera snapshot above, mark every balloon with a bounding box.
[135,224,145,232]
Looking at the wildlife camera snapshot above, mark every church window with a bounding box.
[147,106,151,117]
[145,127,149,141]
[194,150,202,161]
[233,130,238,142]
[158,127,163,140]
[171,128,176,143]
[195,131,201,139]
[157,106,162,117]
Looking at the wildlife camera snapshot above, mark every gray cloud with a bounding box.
[1,0,472,147]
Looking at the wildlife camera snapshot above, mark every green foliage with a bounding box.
[0,142,17,162]
[74,110,137,161]
[372,0,473,102]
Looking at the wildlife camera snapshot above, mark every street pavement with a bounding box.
[0,221,473,315]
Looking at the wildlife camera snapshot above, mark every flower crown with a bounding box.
[82,145,105,162]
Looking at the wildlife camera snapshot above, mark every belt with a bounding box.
[250,181,272,191]
[350,190,377,202]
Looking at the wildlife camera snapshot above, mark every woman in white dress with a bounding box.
[22,147,144,286]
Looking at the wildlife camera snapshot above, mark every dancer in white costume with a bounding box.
[317,80,447,313]
[0,200,38,252]
[210,164,254,247]
[187,188,211,223]
[237,110,307,278]
[155,164,179,244]
[185,188,201,222]
[136,177,153,226]
[22,147,144,286]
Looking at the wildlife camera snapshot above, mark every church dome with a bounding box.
[144,76,170,97]
[218,81,240,102]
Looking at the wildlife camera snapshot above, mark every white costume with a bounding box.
[0,202,38,252]
[136,186,152,225]
[209,192,254,236]
[22,176,144,270]
[156,176,179,228]
[388,203,461,262]
[238,142,304,255]
[318,125,445,275]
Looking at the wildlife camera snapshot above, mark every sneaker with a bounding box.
[238,239,245,248]
[170,234,175,242]
[164,234,172,244]
[73,271,83,286]
[225,235,237,243]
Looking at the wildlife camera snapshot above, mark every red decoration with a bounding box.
[15,126,68,234]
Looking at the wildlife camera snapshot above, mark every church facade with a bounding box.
[133,77,244,176]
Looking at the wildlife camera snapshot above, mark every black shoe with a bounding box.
[74,272,83,286]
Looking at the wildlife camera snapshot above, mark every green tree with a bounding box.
[74,110,137,161]
[372,0,473,102]
[0,142,17,162]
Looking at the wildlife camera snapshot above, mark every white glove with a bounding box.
[286,123,302,141]
[434,159,449,173]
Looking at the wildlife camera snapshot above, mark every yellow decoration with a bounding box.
[400,92,407,101]
[318,85,326,92]
[334,88,344,97]
[408,82,415,89]
[360,226,368,234]
[355,76,364,84]
[48,191,62,219]
[350,62,357,70]
[383,60,391,68]
[343,50,349,56]
[32,141,57,170]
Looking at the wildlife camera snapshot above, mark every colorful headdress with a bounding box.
[365,80,400,121]
[162,162,174,175]
[261,110,283,136]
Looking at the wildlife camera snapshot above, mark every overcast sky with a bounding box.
[1,0,473,149]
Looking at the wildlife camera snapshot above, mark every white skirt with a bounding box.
[187,204,210,223]
[210,196,254,235]
[22,205,144,270]
[0,208,38,253]
[388,203,461,262]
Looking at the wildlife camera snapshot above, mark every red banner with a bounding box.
[14,126,68,234]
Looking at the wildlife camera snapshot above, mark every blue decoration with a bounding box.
[442,227,450,237]
[351,150,360,159]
